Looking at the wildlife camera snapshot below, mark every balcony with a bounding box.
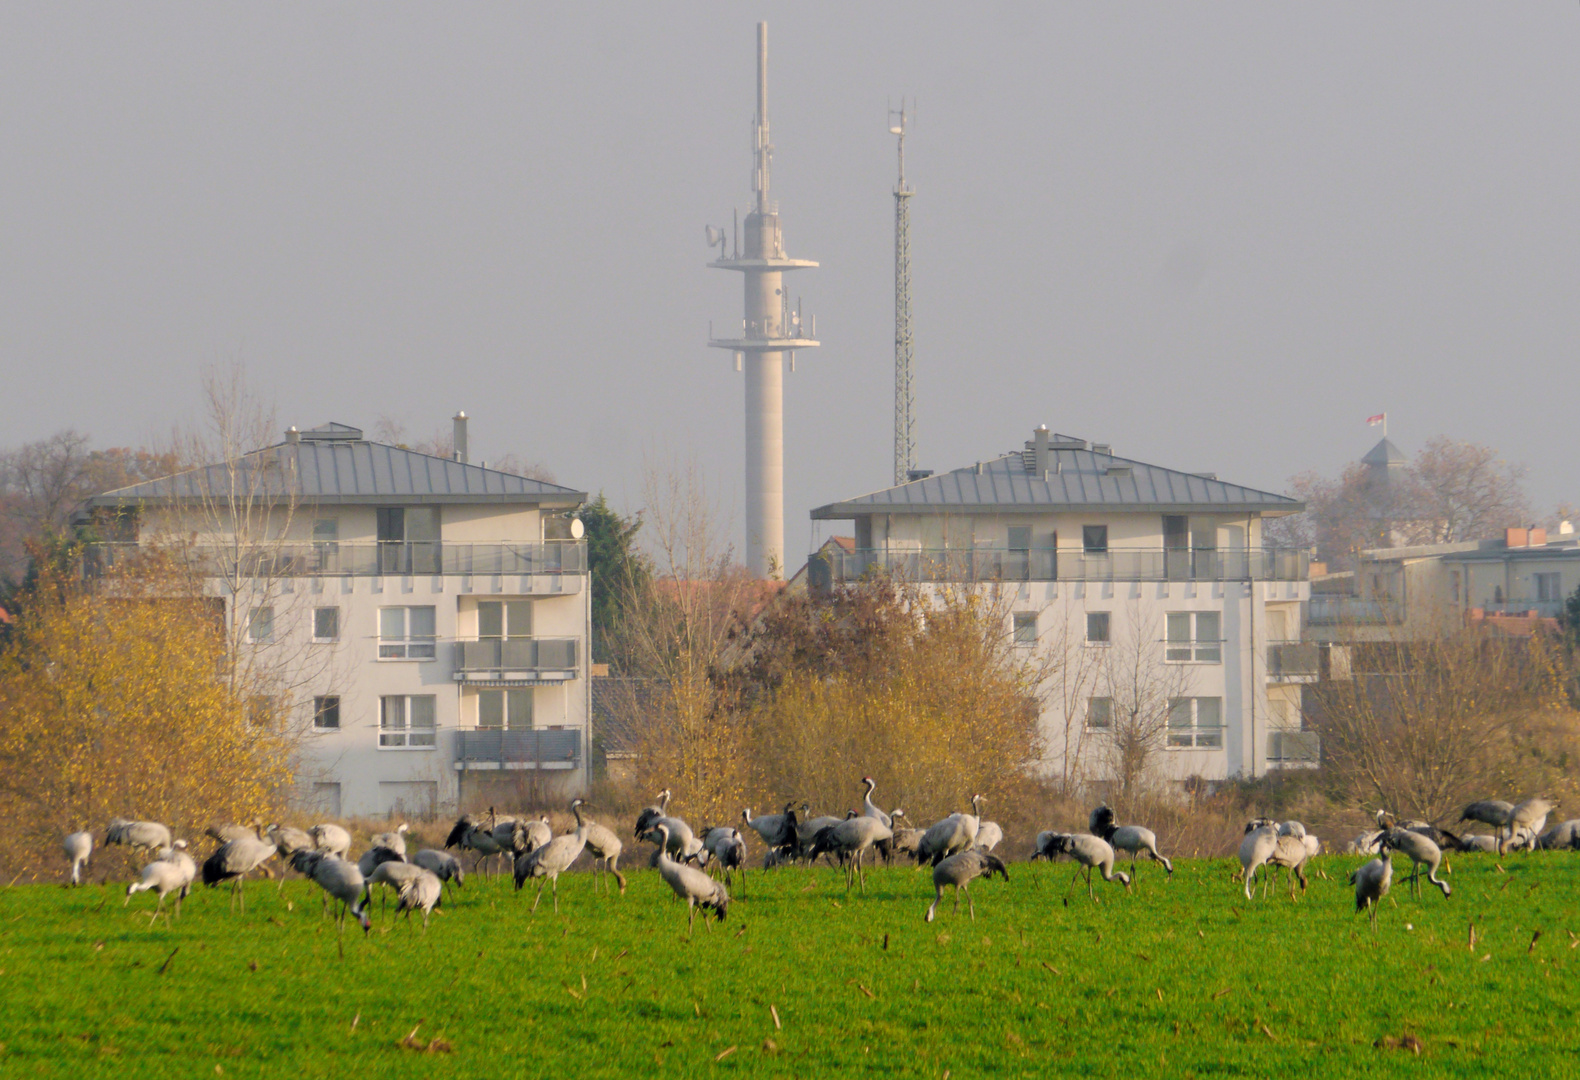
[1305,597,1402,625]
[1476,600,1564,618]
[1267,730,1320,766]
[812,547,1308,586]
[85,540,586,578]
[455,728,582,771]
[453,638,580,683]
[1267,642,1320,681]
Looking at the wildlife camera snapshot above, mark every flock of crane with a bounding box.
[61,783,1575,936]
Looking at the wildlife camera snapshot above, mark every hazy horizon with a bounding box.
[3,4,1576,557]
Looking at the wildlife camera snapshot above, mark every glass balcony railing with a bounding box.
[456,728,582,768]
[813,546,1308,585]
[1267,642,1320,679]
[1305,597,1401,625]
[453,638,580,674]
[84,540,586,578]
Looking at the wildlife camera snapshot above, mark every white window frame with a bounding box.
[1086,696,1113,732]
[1167,697,1224,749]
[1085,611,1111,646]
[1166,611,1222,663]
[379,694,437,749]
[379,606,437,660]
[1012,612,1038,647]
[1535,573,1562,603]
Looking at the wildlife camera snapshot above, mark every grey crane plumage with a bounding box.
[925,848,1008,922]
[124,840,195,922]
[795,803,845,861]
[1238,820,1280,900]
[1030,830,1059,861]
[289,849,370,933]
[809,815,892,892]
[206,822,258,845]
[887,810,922,863]
[412,849,466,897]
[1453,833,1501,853]
[580,818,627,894]
[394,869,443,928]
[309,823,352,859]
[1044,833,1130,900]
[201,829,276,910]
[1536,819,1580,850]
[860,777,893,829]
[1350,842,1394,926]
[1459,799,1515,840]
[357,845,406,879]
[106,818,172,857]
[973,821,1004,853]
[268,825,315,859]
[916,796,984,866]
[742,803,798,855]
[369,822,410,857]
[515,799,589,913]
[651,822,728,935]
[701,826,748,893]
[1090,806,1173,880]
[1503,798,1555,854]
[1380,823,1451,899]
[444,810,507,874]
[64,830,93,886]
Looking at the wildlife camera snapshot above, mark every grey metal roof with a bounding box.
[811,439,1302,519]
[86,434,586,508]
[1361,438,1407,467]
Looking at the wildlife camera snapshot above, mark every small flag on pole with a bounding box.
[1366,413,1386,426]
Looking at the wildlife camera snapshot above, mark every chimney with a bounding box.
[285,426,300,444]
[1033,425,1050,475]
[453,412,468,463]
[1505,527,1528,549]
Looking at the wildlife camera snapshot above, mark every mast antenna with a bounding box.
[891,101,916,486]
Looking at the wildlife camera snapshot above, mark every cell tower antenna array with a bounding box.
[891,102,915,486]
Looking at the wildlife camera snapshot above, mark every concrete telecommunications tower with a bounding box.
[708,22,818,578]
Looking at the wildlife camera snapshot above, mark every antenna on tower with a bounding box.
[890,100,916,486]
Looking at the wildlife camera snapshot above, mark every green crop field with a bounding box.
[1,852,1576,1078]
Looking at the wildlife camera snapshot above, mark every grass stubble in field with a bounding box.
[0,853,1575,1078]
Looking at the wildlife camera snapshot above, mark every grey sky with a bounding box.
[2,4,1576,556]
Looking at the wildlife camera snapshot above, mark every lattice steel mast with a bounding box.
[891,105,915,486]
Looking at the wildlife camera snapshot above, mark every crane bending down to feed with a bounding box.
[652,822,728,936]
[124,841,196,922]
[1044,833,1130,901]
[1351,842,1394,927]
[579,817,627,894]
[1378,816,1451,899]
[412,849,466,898]
[515,799,590,913]
[1238,820,1280,900]
[289,850,371,934]
[925,848,1009,922]
[1090,806,1173,880]
[64,831,93,886]
[106,819,172,858]
[1502,798,1555,855]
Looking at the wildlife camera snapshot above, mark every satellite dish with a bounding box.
[569,517,585,539]
[705,225,723,247]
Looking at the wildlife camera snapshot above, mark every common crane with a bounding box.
[741,803,798,856]
[860,777,893,828]
[1537,820,1580,850]
[289,850,370,934]
[1090,806,1173,880]
[1380,822,1451,899]
[1238,820,1280,900]
[973,820,1004,853]
[916,796,983,866]
[1350,843,1393,926]
[515,799,590,913]
[201,828,276,910]
[636,790,697,861]
[369,822,410,857]
[1459,800,1515,844]
[651,822,729,935]
[206,822,258,845]
[357,845,406,879]
[795,804,845,861]
[63,830,93,886]
[888,810,922,863]
[579,817,627,894]
[925,848,1009,922]
[394,868,443,928]
[1503,798,1555,855]
[124,841,195,922]
[412,849,466,897]
[443,811,506,874]
[309,823,353,859]
[267,825,315,859]
[808,815,892,892]
[1043,833,1130,901]
[106,818,172,857]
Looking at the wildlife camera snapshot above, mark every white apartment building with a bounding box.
[808,427,1315,787]
[84,420,591,818]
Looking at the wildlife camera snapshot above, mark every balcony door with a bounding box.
[1164,515,1189,580]
[479,600,533,667]
[377,507,440,574]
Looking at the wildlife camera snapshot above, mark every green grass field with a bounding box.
[1,850,1576,1078]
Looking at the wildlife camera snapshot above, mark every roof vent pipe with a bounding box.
[285,426,300,444]
[1033,425,1050,475]
[453,412,468,463]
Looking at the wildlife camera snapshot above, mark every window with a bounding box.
[313,695,341,730]
[478,600,533,638]
[1007,526,1031,552]
[380,695,436,748]
[1083,525,1108,554]
[1013,612,1038,646]
[477,688,534,729]
[1168,697,1223,749]
[313,607,340,641]
[248,606,274,643]
[1086,697,1113,731]
[1086,612,1111,644]
[1536,573,1562,603]
[379,606,436,659]
[1166,611,1221,663]
[312,518,340,572]
[377,507,441,574]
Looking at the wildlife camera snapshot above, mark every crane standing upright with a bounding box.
[891,104,915,487]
